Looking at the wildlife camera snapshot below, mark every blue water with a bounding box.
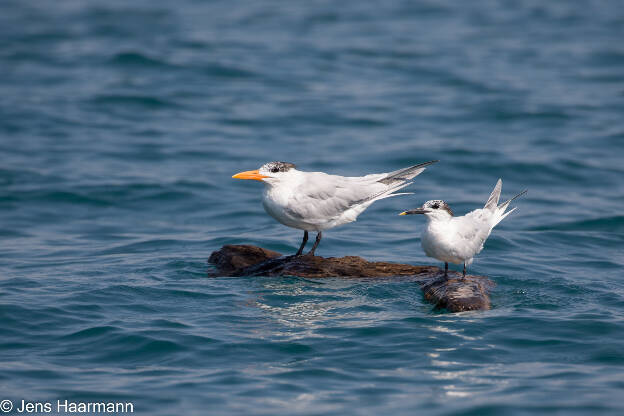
[1,1,624,414]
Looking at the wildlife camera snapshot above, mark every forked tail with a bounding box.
[485,179,527,226]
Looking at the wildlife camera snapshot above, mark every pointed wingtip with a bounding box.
[410,159,439,171]
[497,188,528,214]
[484,179,503,210]
[510,188,528,202]
[414,160,439,170]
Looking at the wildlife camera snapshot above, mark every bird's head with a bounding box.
[232,161,297,185]
[399,200,453,221]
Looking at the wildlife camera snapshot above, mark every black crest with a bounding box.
[425,200,453,216]
[262,161,296,173]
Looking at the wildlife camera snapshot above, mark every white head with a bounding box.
[399,200,454,221]
[232,161,298,186]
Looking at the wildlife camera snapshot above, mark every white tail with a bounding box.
[488,179,527,226]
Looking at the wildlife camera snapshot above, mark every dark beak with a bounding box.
[399,208,428,215]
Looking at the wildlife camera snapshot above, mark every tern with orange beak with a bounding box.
[233,160,437,256]
[399,179,526,278]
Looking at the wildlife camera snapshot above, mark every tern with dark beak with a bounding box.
[400,179,526,278]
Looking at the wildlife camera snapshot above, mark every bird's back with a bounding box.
[263,170,413,230]
[286,172,390,228]
[455,209,497,256]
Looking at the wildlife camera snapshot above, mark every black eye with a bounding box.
[271,167,279,173]
[432,203,439,209]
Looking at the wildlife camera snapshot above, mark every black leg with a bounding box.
[295,230,308,256]
[463,262,466,279]
[307,231,322,256]
[444,262,448,277]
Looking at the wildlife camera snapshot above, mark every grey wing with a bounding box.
[455,210,494,257]
[285,175,386,223]
[379,160,438,185]
[484,179,503,211]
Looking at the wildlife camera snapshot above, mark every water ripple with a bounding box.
[2,0,623,414]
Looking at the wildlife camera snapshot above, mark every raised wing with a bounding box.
[484,179,502,211]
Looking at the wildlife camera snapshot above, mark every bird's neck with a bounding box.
[426,215,452,226]
[265,172,303,190]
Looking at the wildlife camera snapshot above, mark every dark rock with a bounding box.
[208,244,435,278]
[419,273,495,313]
[208,245,494,312]
[208,245,282,275]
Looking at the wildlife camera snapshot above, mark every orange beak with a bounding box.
[232,169,269,181]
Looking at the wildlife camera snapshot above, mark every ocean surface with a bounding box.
[1,0,623,414]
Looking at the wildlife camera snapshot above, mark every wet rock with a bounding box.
[208,245,493,312]
[208,244,435,278]
[419,273,495,313]
[208,245,282,275]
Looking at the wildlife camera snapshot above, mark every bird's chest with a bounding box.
[421,221,461,262]
[261,186,303,227]
[262,186,289,214]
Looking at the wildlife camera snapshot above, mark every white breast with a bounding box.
[421,220,466,264]
[262,185,315,230]
[422,211,496,264]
